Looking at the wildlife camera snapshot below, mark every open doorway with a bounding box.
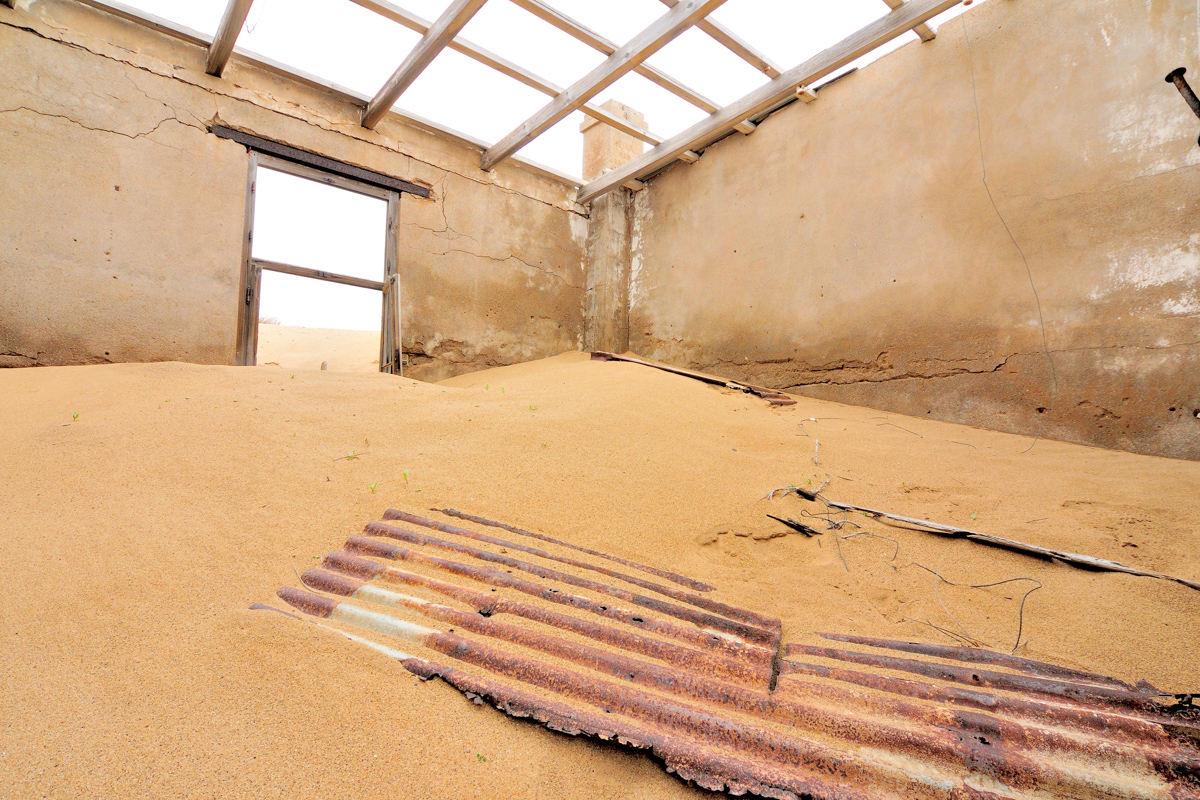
[235,152,401,373]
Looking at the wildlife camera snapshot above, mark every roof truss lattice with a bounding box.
[90,0,968,201]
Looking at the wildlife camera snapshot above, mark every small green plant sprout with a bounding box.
[971,512,978,520]
[72,412,79,420]
[291,374,295,379]
[529,404,537,410]
[346,451,357,460]
[485,383,489,390]
[806,477,812,485]
[476,754,487,762]
[369,482,378,493]
[402,471,409,484]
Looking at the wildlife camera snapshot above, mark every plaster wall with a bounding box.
[0,0,586,380]
[628,0,1200,459]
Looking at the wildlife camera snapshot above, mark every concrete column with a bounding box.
[583,190,631,352]
[581,101,644,353]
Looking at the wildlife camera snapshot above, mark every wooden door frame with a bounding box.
[234,152,403,374]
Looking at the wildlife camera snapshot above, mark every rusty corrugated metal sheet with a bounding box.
[272,507,1200,799]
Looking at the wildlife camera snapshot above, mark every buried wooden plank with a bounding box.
[590,351,797,406]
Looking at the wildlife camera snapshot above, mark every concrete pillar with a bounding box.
[583,190,631,352]
[581,100,645,353]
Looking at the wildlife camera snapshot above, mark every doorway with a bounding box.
[235,152,401,373]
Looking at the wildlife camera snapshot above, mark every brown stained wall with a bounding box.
[628,0,1200,460]
[0,0,586,379]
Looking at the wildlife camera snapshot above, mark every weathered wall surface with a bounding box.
[0,0,585,379]
[628,0,1200,459]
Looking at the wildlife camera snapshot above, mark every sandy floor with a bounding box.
[1,352,1197,798]
[256,323,380,373]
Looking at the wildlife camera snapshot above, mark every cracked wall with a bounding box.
[627,0,1200,460]
[0,0,585,379]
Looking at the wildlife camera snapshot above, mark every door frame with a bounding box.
[234,152,403,374]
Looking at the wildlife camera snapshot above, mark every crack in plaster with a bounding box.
[1000,161,1200,204]
[694,339,1200,391]
[764,352,1018,390]
[0,104,205,147]
[0,17,584,217]
[963,15,1060,410]
[437,247,582,290]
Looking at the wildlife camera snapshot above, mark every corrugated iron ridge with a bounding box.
[270,509,1200,800]
[322,550,771,684]
[362,520,779,648]
[817,633,1150,691]
[276,587,997,799]
[773,658,1196,751]
[277,584,1200,800]
[297,567,1200,787]
[783,643,1172,714]
[383,509,779,632]
[432,506,717,593]
[343,535,775,671]
[306,565,1200,775]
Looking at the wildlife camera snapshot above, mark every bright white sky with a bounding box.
[123,0,983,334]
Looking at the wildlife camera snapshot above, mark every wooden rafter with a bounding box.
[347,0,662,144]
[578,0,963,203]
[481,0,731,171]
[508,0,719,114]
[205,0,254,77]
[654,0,781,77]
[362,0,489,129]
[882,0,937,42]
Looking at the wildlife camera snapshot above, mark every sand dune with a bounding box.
[1,352,1197,798]
[256,323,380,373]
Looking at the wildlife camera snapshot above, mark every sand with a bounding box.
[256,323,380,373]
[1,352,1197,799]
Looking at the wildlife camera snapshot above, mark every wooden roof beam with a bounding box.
[347,0,662,144]
[654,0,781,78]
[882,0,937,42]
[362,0,489,129]
[482,0,730,171]
[205,0,254,77]
[508,0,720,114]
[578,0,963,203]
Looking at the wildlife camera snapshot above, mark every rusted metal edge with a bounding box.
[323,550,770,684]
[298,568,1200,781]
[343,536,774,668]
[407,659,881,800]
[434,506,717,593]
[364,519,780,648]
[279,587,1200,799]
[410,658,874,800]
[590,351,798,406]
[817,633,1149,692]
[778,656,1200,749]
[273,588,976,795]
[785,643,1176,715]
[385,509,778,633]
